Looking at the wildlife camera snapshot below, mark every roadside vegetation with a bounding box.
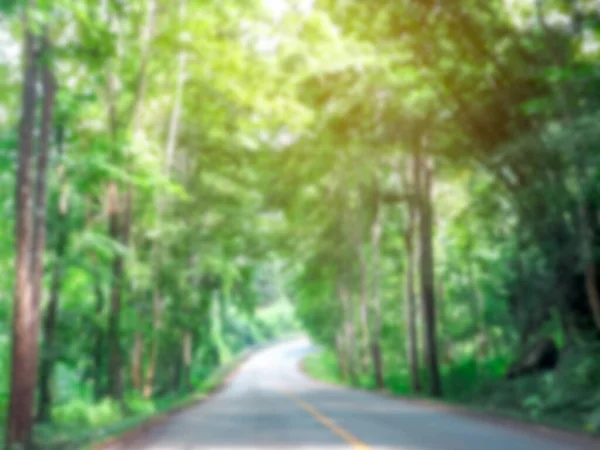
[304,345,600,434]
[39,345,260,450]
[1,0,600,448]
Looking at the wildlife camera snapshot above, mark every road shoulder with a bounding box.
[299,357,600,450]
[90,346,259,450]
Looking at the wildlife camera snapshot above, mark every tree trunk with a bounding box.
[104,0,157,402]
[143,0,186,398]
[143,288,161,398]
[466,258,488,359]
[30,35,55,313]
[579,193,600,330]
[38,151,67,425]
[131,332,144,391]
[104,36,123,399]
[335,332,348,380]
[164,0,187,174]
[33,39,57,424]
[107,176,133,402]
[93,277,105,400]
[107,182,124,400]
[335,282,349,381]
[339,282,358,383]
[403,175,421,392]
[370,202,385,389]
[103,27,123,399]
[438,279,454,365]
[131,0,157,133]
[37,226,65,422]
[415,145,442,398]
[172,344,183,391]
[182,331,192,391]
[6,10,40,448]
[358,249,371,375]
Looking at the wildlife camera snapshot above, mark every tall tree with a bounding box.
[105,0,157,400]
[144,0,187,398]
[403,160,420,393]
[6,5,40,448]
[35,43,58,421]
[415,141,442,397]
[369,197,384,389]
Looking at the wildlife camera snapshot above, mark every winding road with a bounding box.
[129,338,598,450]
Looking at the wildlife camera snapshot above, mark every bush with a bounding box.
[53,398,122,428]
[124,394,156,416]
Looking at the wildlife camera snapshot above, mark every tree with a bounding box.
[34,36,57,423]
[415,143,442,397]
[6,4,42,447]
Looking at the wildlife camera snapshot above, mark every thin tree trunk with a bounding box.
[370,202,385,389]
[30,35,55,312]
[415,144,442,397]
[346,322,358,383]
[104,27,123,399]
[107,183,124,400]
[164,0,188,173]
[143,0,187,397]
[131,0,157,133]
[93,277,105,400]
[339,282,358,383]
[131,332,144,391]
[119,0,156,358]
[37,144,67,425]
[578,170,600,329]
[33,37,57,424]
[31,37,56,420]
[583,259,600,330]
[143,288,160,398]
[37,226,66,422]
[335,332,348,380]
[467,259,487,359]
[104,0,157,401]
[438,279,454,365]
[108,185,132,401]
[6,8,39,448]
[182,331,192,391]
[172,343,183,391]
[403,166,421,392]
[358,248,371,375]
[335,281,349,381]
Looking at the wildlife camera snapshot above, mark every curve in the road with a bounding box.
[126,338,599,450]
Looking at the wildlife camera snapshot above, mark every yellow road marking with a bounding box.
[281,390,371,450]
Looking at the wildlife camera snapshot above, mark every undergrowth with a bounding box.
[35,347,257,450]
[303,342,600,435]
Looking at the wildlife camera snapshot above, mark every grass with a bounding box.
[303,351,341,385]
[303,347,600,437]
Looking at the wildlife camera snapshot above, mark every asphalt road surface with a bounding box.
[129,338,598,450]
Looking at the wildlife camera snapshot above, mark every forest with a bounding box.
[1,0,600,448]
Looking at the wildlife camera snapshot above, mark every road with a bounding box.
[129,338,597,450]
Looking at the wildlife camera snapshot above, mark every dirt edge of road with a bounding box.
[92,335,303,450]
[299,358,600,449]
[90,334,296,450]
[92,353,251,450]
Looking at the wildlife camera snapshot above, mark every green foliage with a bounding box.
[1,0,600,444]
[285,0,600,435]
[303,350,342,385]
[53,399,123,429]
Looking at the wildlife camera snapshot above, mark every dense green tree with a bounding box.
[1,0,600,447]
